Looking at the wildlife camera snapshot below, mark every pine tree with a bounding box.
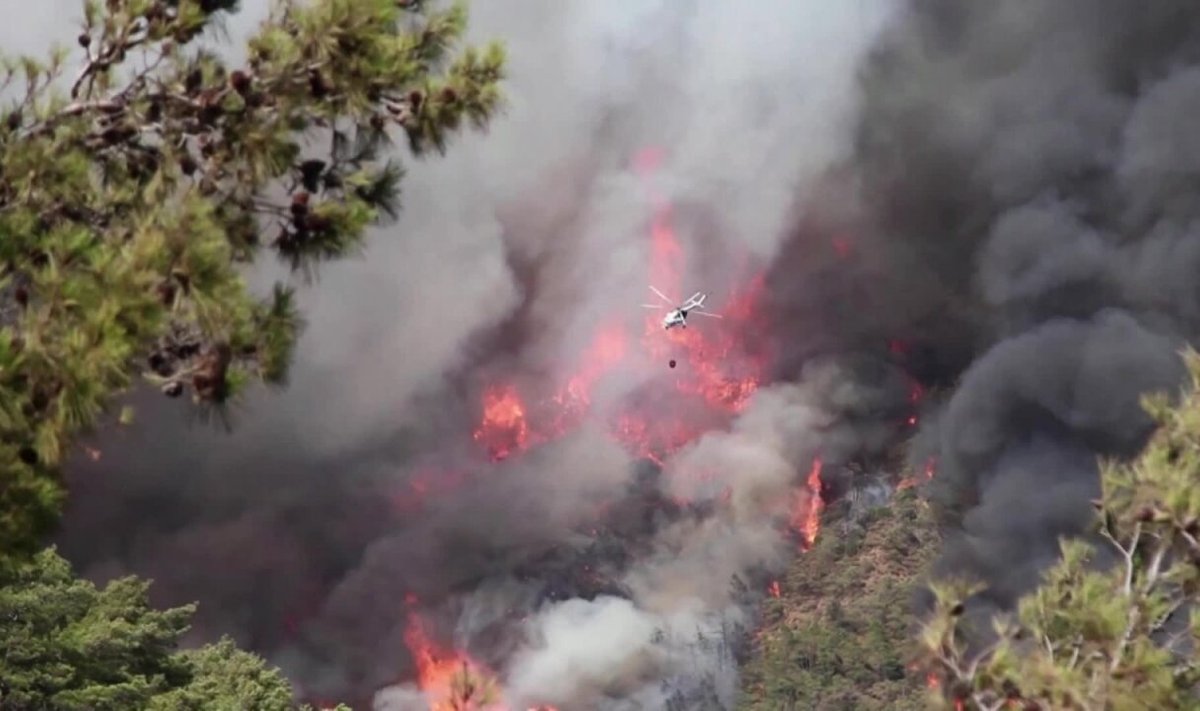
[0,0,501,705]
[0,546,195,708]
[917,349,1200,710]
[0,0,504,567]
[148,637,301,710]
[0,547,352,709]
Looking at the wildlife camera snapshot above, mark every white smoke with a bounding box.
[487,379,835,710]
[502,596,666,708]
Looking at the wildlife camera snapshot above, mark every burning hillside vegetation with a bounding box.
[340,149,928,710]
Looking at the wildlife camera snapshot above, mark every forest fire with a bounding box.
[471,149,770,468]
[402,606,480,710]
[397,148,825,707]
[791,457,824,550]
[473,385,530,461]
[898,457,937,491]
[403,596,563,711]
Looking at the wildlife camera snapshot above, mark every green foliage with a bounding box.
[0,548,328,710]
[918,348,1200,710]
[0,0,505,567]
[738,489,939,711]
[0,0,502,705]
[0,546,194,709]
[147,637,294,710]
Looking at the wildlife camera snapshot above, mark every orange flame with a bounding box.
[767,580,781,598]
[925,670,966,711]
[402,598,507,711]
[468,148,769,467]
[473,385,530,461]
[404,148,783,703]
[897,456,937,491]
[402,613,469,709]
[402,596,564,711]
[796,457,824,549]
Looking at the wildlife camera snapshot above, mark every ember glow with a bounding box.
[924,669,965,710]
[897,457,937,491]
[473,385,530,461]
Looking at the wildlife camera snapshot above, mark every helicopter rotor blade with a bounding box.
[648,285,676,305]
[692,310,723,319]
[641,304,664,309]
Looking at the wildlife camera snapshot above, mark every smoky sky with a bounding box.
[20,0,1200,707]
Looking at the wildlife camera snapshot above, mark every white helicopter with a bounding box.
[642,285,723,331]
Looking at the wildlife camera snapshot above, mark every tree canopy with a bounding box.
[919,349,1200,710]
[739,488,936,711]
[0,0,504,568]
[0,0,503,706]
[0,546,351,709]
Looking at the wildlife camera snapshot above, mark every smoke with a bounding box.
[851,0,1200,614]
[46,0,909,708]
[35,0,1200,705]
[921,313,1182,609]
[501,596,666,707]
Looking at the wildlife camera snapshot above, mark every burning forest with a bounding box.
[45,0,1200,708]
[359,149,843,709]
[47,1,925,707]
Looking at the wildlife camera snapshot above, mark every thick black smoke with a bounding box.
[850,0,1200,613]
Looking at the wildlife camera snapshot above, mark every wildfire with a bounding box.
[402,601,469,709]
[791,457,824,549]
[403,596,544,711]
[403,148,787,704]
[473,385,530,461]
[897,457,937,491]
[470,148,769,468]
[924,670,966,711]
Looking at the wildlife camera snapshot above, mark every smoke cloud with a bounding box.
[35,0,1200,704]
[853,0,1200,615]
[47,0,908,708]
[33,0,1200,705]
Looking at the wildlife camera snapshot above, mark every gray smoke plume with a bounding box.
[40,0,910,708]
[852,0,1200,615]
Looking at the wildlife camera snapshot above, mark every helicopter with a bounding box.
[642,285,723,331]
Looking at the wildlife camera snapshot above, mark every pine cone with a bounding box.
[230,69,251,95]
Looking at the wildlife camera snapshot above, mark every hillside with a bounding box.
[738,487,938,711]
